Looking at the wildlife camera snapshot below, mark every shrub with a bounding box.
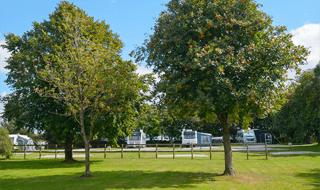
[0,127,14,158]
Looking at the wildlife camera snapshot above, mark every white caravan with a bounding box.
[181,129,197,145]
[126,130,146,148]
[235,129,257,143]
[9,134,36,151]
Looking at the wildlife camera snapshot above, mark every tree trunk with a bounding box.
[64,130,74,162]
[84,141,91,177]
[217,113,236,176]
[80,109,91,177]
[316,129,320,146]
[303,134,312,144]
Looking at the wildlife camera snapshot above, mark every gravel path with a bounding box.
[269,151,320,155]
[158,154,208,157]
[39,154,93,158]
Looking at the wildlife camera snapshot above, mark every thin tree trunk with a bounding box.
[84,141,91,177]
[80,109,91,177]
[64,130,74,162]
[316,129,320,146]
[303,134,312,144]
[217,113,236,176]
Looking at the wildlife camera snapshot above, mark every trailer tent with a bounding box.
[9,134,36,151]
[197,132,212,146]
[253,130,275,144]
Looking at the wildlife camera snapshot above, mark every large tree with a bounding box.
[35,2,151,177]
[1,4,84,162]
[134,0,309,176]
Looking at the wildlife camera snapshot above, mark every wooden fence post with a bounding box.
[104,144,106,159]
[246,143,249,160]
[265,142,268,160]
[55,144,57,159]
[173,144,175,159]
[24,145,26,159]
[121,144,123,158]
[39,145,42,159]
[139,144,141,158]
[210,143,212,160]
[191,144,193,159]
[156,144,158,158]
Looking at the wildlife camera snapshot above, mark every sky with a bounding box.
[0,0,319,116]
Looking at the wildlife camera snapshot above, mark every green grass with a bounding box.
[1,145,319,190]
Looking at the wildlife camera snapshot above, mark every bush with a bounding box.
[0,127,14,158]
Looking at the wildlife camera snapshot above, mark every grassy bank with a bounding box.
[1,145,319,190]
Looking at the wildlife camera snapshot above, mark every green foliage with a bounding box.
[0,120,28,135]
[158,106,201,140]
[31,1,152,176]
[266,63,320,143]
[35,1,151,132]
[1,2,82,146]
[0,127,13,159]
[136,104,163,140]
[134,0,310,175]
[135,0,310,127]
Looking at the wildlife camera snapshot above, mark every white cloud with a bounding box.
[290,23,320,69]
[285,23,320,79]
[135,65,153,76]
[135,65,160,83]
[0,40,10,73]
[1,91,7,97]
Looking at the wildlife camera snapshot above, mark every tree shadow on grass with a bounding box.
[295,169,320,190]
[0,159,103,170]
[0,170,221,190]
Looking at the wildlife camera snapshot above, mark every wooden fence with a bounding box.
[13,143,269,160]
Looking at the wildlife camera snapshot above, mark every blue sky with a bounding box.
[1,0,319,112]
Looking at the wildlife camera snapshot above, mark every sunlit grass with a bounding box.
[1,145,319,190]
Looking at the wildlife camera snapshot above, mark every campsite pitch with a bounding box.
[1,145,319,190]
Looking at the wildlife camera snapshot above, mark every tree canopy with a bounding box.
[34,1,152,177]
[134,0,309,176]
[2,1,152,176]
[1,0,86,162]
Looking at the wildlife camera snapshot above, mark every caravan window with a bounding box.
[184,131,195,139]
[201,136,210,144]
[130,132,141,140]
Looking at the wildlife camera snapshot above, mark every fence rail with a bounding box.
[13,143,269,160]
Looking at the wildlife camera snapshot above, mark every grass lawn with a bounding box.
[1,145,319,190]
